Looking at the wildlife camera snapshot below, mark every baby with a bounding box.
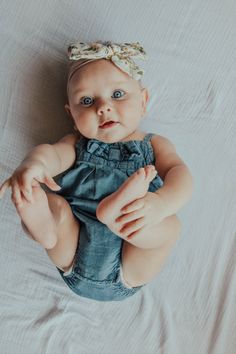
[0,42,193,301]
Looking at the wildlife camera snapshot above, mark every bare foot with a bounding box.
[16,186,57,249]
[96,165,157,225]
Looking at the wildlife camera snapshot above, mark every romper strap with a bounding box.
[143,133,154,142]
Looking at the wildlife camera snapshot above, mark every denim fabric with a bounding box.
[56,133,163,301]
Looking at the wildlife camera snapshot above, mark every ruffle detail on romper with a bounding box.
[86,139,146,161]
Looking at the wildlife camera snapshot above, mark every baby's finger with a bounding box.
[21,178,33,203]
[12,183,23,207]
[32,179,40,187]
[19,178,33,202]
[121,198,145,214]
[20,173,37,202]
[44,175,61,191]
[127,227,145,240]
[120,217,146,238]
[116,208,145,224]
[21,186,33,203]
[0,178,11,198]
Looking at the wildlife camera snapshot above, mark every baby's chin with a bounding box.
[97,136,119,144]
[82,128,137,143]
[81,133,117,144]
[90,131,124,144]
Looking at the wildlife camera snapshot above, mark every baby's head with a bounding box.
[65,41,149,143]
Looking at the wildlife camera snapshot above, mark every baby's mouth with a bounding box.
[99,120,119,129]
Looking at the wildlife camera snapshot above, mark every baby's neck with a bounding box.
[118,130,146,142]
[81,130,147,144]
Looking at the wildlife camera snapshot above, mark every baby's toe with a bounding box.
[136,167,146,179]
[144,165,156,180]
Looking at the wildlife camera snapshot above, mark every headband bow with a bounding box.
[67,41,147,81]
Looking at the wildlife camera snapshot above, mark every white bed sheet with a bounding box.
[0,1,236,353]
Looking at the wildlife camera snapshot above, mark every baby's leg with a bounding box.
[96,165,157,225]
[44,193,79,271]
[16,186,79,272]
[97,165,181,287]
[121,215,181,288]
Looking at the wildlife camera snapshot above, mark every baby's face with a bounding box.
[66,59,148,143]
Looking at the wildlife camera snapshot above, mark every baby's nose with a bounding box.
[97,100,112,115]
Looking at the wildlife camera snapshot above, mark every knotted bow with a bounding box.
[67,41,147,81]
[86,139,143,161]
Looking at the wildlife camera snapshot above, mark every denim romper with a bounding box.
[56,133,163,301]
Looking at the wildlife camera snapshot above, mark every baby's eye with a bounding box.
[112,90,125,99]
[80,96,94,106]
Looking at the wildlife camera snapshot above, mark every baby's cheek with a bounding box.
[122,101,140,115]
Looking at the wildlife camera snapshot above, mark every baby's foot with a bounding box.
[16,186,57,249]
[96,165,157,225]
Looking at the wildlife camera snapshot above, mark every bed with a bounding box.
[0,1,236,353]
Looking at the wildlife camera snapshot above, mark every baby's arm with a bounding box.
[21,133,77,177]
[151,135,193,218]
[0,133,77,205]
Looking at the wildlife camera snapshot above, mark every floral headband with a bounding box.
[67,41,147,86]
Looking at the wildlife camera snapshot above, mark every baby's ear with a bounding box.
[141,88,149,116]
[65,104,72,118]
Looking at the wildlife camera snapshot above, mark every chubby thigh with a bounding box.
[45,193,80,272]
[121,215,181,287]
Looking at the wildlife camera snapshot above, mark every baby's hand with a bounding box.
[115,192,166,239]
[0,160,61,207]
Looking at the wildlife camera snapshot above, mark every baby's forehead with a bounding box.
[67,59,143,97]
[69,59,127,79]
[69,62,136,86]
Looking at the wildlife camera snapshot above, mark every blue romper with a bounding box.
[56,133,163,301]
